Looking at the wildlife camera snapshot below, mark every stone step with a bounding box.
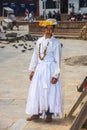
[30,31,80,36]
[29,32,80,39]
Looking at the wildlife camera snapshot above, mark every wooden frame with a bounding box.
[77,76,87,92]
[70,101,87,130]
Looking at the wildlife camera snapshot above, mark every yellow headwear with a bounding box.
[39,19,57,27]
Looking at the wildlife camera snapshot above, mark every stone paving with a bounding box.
[0,31,87,130]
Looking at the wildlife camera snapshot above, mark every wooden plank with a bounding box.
[67,88,87,117]
[70,101,87,130]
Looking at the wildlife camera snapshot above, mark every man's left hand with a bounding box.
[51,77,58,84]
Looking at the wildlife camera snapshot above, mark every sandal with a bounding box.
[26,114,40,121]
[45,115,52,122]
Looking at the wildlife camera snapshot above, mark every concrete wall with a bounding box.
[80,7,87,14]
[39,0,59,17]
[68,0,79,14]
[39,0,87,16]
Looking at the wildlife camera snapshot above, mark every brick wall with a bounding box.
[28,21,87,36]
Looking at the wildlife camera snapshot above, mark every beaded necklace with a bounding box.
[38,42,49,60]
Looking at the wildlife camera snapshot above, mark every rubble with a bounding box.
[0,31,38,43]
[0,29,38,53]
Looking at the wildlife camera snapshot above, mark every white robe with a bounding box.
[26,36,62,117]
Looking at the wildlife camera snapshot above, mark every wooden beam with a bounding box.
[67,88,87,117]
[70,101,87,130]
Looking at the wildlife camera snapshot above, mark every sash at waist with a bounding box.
[38,59,55,64]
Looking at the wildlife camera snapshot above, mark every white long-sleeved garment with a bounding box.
[26,35,62,117]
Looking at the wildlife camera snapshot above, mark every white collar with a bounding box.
[43,35,54,41]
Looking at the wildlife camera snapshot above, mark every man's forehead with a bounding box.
[45,25,53,29]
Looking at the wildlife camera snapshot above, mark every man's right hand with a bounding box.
[29,71,34,80]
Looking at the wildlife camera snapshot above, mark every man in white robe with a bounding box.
[26,19,62,122]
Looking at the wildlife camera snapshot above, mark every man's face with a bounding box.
[44,25,54,38]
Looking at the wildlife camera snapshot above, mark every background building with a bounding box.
[0,0,87,17]
[39,0,87,17]
[0,0,39,16]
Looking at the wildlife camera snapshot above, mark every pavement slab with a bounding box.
[9,119,27,130]
[0,117,13,129]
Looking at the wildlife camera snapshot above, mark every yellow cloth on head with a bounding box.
[39,19,57,27]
